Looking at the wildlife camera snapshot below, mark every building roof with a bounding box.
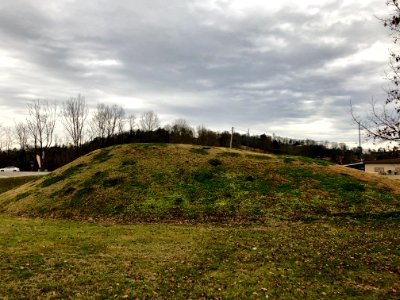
[364,159,400,164]
[343,162,365,170]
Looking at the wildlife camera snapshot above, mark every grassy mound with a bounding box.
[1,143,399,223]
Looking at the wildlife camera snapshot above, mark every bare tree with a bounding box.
[26,99,57,169]
[89,103,126,139]
[106,104,125,136]
[117,109,126,134]
[351,99,400,144]
[15,122,28,150]
[140,111,160,131]
[61,94,88,148]
[352,1,400,145]
[3,127,14,153]
[128,114,136,133]
[90,103,108,140]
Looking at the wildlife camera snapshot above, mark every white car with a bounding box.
[0,166,20,172]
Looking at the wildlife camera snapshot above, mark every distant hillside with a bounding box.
[1,143,399,223]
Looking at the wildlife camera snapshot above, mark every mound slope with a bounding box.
[1,143,399,223]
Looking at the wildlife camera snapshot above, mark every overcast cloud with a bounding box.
[0,0,393,146]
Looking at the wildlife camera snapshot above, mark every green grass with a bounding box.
[0,215,398,299]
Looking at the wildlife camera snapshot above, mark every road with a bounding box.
[0,171,50,178]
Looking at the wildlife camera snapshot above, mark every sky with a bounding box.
[0,0,394,147]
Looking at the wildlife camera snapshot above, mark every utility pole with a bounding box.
[358,122,363,162]
[230,127,234,149]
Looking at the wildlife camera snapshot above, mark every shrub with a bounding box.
[217,152,241,158]
[190,148,209,155]
[283,157,296,164]
[122,159,136,166]
[134,143,167,149]
[208,159,222,167]
[103,178,123,187]
[193,169,214,183]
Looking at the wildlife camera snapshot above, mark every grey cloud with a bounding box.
[0,0,391,145]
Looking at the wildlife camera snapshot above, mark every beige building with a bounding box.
[364,159,400,175]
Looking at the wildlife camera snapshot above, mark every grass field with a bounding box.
[0,144,399,298]
[0,215,399,299]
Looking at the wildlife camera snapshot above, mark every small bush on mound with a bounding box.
[217,152,241,158]
[103,178,124,187]
[283,157,296,164]
[63,187,76,195]
[208,159,222,167]
[193,169,214,183]
[245,154,271,160]
[122,159,136,166]
[134,143,167,149]
[190,147,209,155]
[15,192,31,201]
[92,149,112,163]
[246,175,254,182]
[128,179,148,190]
